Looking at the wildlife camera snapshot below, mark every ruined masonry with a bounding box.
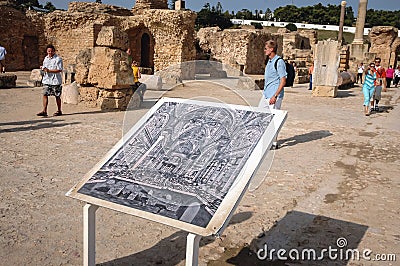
[0,1,196,110]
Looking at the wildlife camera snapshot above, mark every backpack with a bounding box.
[268,57,296,87]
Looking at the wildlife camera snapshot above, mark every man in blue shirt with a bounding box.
[258,40,287,149]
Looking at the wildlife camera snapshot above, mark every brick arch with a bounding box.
[126,26,155,70]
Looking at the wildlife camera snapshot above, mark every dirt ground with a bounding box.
[0,72,399,265]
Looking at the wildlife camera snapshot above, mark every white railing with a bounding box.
[231,19,400,37]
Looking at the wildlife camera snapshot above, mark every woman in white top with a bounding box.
[357,63,364,84]
[394,66,400,88]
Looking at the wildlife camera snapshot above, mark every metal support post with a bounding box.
[83,203,99,266]
[185,233,202,266]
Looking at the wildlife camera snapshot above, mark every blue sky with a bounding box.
[40,0,399,12]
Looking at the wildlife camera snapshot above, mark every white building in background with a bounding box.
[231,19,400,37]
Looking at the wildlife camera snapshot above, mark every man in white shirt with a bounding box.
[0,44,7,73]
[37,44,63,117]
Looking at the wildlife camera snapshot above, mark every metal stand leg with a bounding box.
[83,203,99,266]
[185,233,202,266]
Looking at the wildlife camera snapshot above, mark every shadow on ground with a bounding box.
[98,212,253,266]
[210,210,368,265]
[336,90,357,98]
[0,119,80,133]
[279,130,333,148]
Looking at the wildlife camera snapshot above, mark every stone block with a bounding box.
[312,86,337,97]
[96,26,129,51]
[27,80,43,87]
[62,82,79,105]
[30,69,43,81]
[210,70,227,78]
[139,74,163,90]
[99,89,127,98]
[79,86,99,108]
[0,73,17,88]
[75,49,93,85]
[237,76,259,90]
[127,91,141,109]
[88,47,133,89]
[27,69,43,87]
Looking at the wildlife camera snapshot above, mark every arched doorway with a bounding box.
[141,33,150,68]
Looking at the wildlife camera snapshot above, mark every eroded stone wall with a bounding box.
[0,2,196,74]
[197,27,275,75]
[369,26,399,67]
[133,0,168,11]
[0,5,45,70]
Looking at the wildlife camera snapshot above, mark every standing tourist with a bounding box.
[36,44,63,117]
[394,66,400,88]
[131,60,145,101]
[362,63,376,116]
[357,63,364,84]
[0,44,7,73]
[258,40,287,149]
[372,58,386,112]
[385,65,394,88]
[308,62,314,90]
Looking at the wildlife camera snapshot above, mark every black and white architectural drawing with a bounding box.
[76,100,274,227]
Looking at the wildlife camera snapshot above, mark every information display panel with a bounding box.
[67,97,287,236]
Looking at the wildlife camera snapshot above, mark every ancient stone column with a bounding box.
[338,1,346,44]
[353,0,368,44]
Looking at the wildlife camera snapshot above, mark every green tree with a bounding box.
[264,8,272,20]
[216,1,222,14]
[366,9,400,27]
[236,9,253,20]
[274,4,355,26]
[195,3,233,30]
[285,23,297,31]
[44,1,56,11]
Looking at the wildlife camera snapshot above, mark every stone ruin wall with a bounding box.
[197,27,276,75]
[368,26,399,68]
[349,26,400,73]
[133,0,168,11]
[136,9,197,72]
[280,29,317,84]
[0,1,197,110]
[196,27,316,84]
[0,5,46,70]
[0,2,196,74]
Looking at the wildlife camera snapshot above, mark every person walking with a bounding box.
[362,63,376,116]
[308,62,314,90]
[0,44,7,73]
[394,66,400,88]
[372,58,386,112]
[385,65,394,88]
[258,40,287,149]
[357,63,364,84]
[36,44,64,117]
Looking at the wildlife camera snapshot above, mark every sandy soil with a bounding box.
[0,72,399,265]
